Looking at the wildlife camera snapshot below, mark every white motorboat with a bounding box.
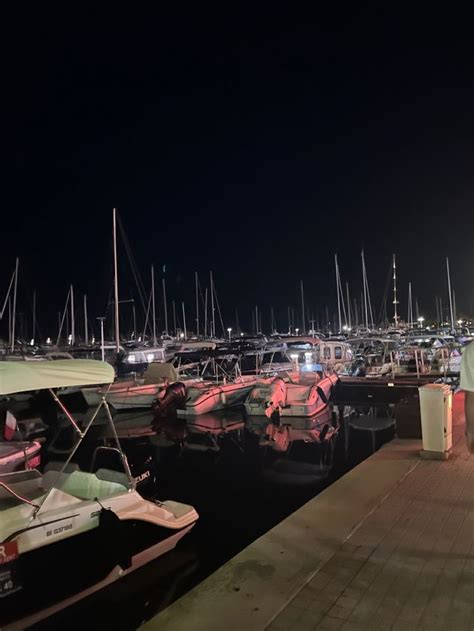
[177,375,261,417]
[0,359,198,629]
[245,372,338,418]
[83,363,178,411]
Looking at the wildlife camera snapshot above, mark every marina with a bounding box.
[6,8,474,630]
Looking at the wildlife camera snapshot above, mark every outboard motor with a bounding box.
[153,382,187,417]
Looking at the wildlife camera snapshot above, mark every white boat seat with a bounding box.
[287,385,312,402]
[44,470,128,500]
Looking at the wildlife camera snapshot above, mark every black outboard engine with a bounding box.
[153,382,187,417]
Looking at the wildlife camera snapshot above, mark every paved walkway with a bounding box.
[268,392,473,630]
[144,392,472,631]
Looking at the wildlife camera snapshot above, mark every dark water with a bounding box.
[3,395,395,631]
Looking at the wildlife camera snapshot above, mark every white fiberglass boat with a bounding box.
[177,375,261,417]
[245,372,338,418]
[0,359,198,629]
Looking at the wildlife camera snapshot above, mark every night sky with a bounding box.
[5,7,474,337]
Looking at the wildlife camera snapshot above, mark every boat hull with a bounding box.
[177,381,256,417]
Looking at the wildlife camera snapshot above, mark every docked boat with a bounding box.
[0,441,41,474]
[177,375,261,417]
[0,359,198,629]
[245,372,338,418]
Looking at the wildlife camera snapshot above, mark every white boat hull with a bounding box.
[178,379,258,417]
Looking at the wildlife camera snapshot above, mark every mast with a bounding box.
[32,290,36,343]
[407,282,413,329]
[270,306,275,333]
[172,300,177,336]
[210,271,215,338]
[11,257,19,352]
[287,306,291,334]
[346,283,352,330]
[162,277,168,335]
[132,302,136,339]
[255,305,259,334]
[300,280,306,334]
[70,284,75,345]
[83,294,88,345]
[151,265,157,345]
[112,208,120,353]
[361,250,369,329]
[335,254,342,333]
[392,254,399,327]
[235,307,239,334]
[182,302,187,340]
[195,272,199,337]
[204,288,208,338]
[446,257,455,332]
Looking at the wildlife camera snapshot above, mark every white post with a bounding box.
[113,208,120,353]
[151,265,157,345]
[11,257,19,352]
[83,294,88,345]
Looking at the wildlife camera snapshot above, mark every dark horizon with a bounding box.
[5,7,474,339]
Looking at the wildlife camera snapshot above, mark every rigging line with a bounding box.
[117,216,148,316]
[213,278,226,337]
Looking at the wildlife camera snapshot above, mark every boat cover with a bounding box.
[0,360,115,395]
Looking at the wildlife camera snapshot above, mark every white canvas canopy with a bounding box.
[0,359,115,395]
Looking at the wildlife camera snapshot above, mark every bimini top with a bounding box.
[0,359,115,395]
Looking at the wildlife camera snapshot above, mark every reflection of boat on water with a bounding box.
[0,359,198,630]
[183,411,246,452]
[249,408,339,487]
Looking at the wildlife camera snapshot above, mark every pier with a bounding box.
[144,392,473,630]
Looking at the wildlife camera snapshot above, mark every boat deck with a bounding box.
[143,391,474,630]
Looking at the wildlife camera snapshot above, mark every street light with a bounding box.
[417,316,424,329]
[227,327,232,342]
[295,328,299,335]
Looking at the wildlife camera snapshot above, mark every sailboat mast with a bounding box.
[162,277,168,335]
[32,290,36,343]
[112,208,120,353]
[11,257,19,352]
[83,294,88,345]
[210,271,215,338]
[204,288,208,338]
[446,257,455,332]
[300,280,306,334]
[346,283,352,330]
[182,302,187,340]
[408,282,413,328]
[151,265,157,345]
[361,250,369,329]
[335,254,342,333]
[70,284,75,345]
[392,254,399,327]
[195,272,199,337]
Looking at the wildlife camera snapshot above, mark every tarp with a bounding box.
[0,359,115,395]
[143,362,178,385]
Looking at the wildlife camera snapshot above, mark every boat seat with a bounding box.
[44,470,128,500]
[288,385,312,402]
[95,468,130,488]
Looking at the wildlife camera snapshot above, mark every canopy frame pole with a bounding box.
[49,389,84,437]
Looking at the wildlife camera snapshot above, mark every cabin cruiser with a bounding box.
[0,359,198,629]
[245,371,338,418]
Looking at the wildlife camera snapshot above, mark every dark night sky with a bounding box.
[4,6,474,336]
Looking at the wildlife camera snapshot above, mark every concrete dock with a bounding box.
[144,392,474,630]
